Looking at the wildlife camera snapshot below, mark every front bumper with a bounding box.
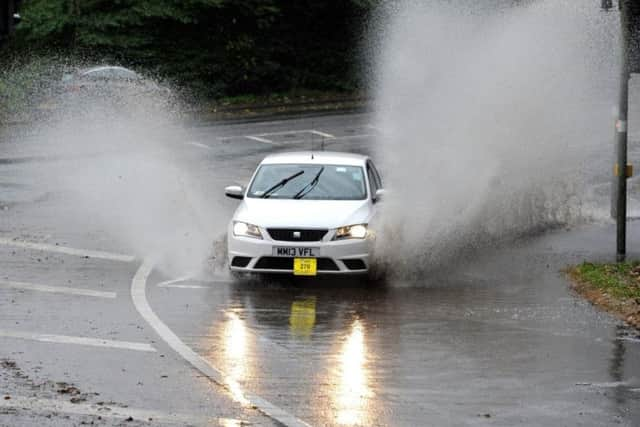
[227,225,371,275]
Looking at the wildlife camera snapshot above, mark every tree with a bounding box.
[6,0,376,97]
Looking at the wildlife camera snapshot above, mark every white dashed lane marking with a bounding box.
[186,141,212,150]
[0,280,117,298]
[0,237,135,263]
[245,129,335,144]
[0,330,156,352]
[246,135,277,144]
[218,128,376,146]
[308,130,335,139]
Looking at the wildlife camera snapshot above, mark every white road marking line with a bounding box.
[248,130,301,137]
[246,135,275,144]
[230,129,370,145]
[157,276,230,289]
[248,133,373,146]
[0,395,220,425]
[0,238,135,263]
[0,329,156,352]
[186,141,212,150]
[248,129,311,137]
[158,284,210,289]
[156,276,194,287]
[308,130,335,139]
[0,280,116,299]
[131,259,312,427]
[244,129,335,145]
[249,129,334,138]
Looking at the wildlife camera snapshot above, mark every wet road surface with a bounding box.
[1,112,640,426]
[147,222,640,427]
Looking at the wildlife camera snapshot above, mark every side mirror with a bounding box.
[225,185,244,200]
[373,188,386,203]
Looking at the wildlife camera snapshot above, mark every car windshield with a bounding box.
[248,164,367,200]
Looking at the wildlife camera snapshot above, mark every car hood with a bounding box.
[233,198,372,229]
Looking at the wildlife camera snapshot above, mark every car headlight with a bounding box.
[333,224,368,240]
[233,221,263,239]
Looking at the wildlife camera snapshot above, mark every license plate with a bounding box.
[272,246,319,257]
[294,258,317,276]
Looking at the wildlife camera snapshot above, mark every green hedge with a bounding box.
[2,0,376,100]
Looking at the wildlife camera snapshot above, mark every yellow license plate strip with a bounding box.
[293,258,317,276]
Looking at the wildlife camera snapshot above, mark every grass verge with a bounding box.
[567,261,640,329]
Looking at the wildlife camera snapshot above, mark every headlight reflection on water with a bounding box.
[222,310,251,406]
[335,319,372,426]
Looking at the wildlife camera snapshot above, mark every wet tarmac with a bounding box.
[1,112,639,426]
[147,221,640,427]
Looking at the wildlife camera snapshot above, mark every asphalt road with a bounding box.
[1,111,640,426]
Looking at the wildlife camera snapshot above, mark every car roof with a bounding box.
[81,66,138,75]
[260,151,369,167]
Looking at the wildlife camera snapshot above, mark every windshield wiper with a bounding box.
[294,167,324,199]
[261,170,305,199]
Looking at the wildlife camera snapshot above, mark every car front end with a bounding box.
[228,220,373,275]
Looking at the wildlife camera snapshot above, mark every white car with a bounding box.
[225,151,384,276]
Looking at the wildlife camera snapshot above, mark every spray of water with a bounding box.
[371,0,620,275]
[8,65,226,277]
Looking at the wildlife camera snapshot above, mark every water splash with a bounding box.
[4,60,225,277]
[371,0,619,274]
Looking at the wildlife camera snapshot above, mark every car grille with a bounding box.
[267,228,328,242]
[254,257,339,271]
